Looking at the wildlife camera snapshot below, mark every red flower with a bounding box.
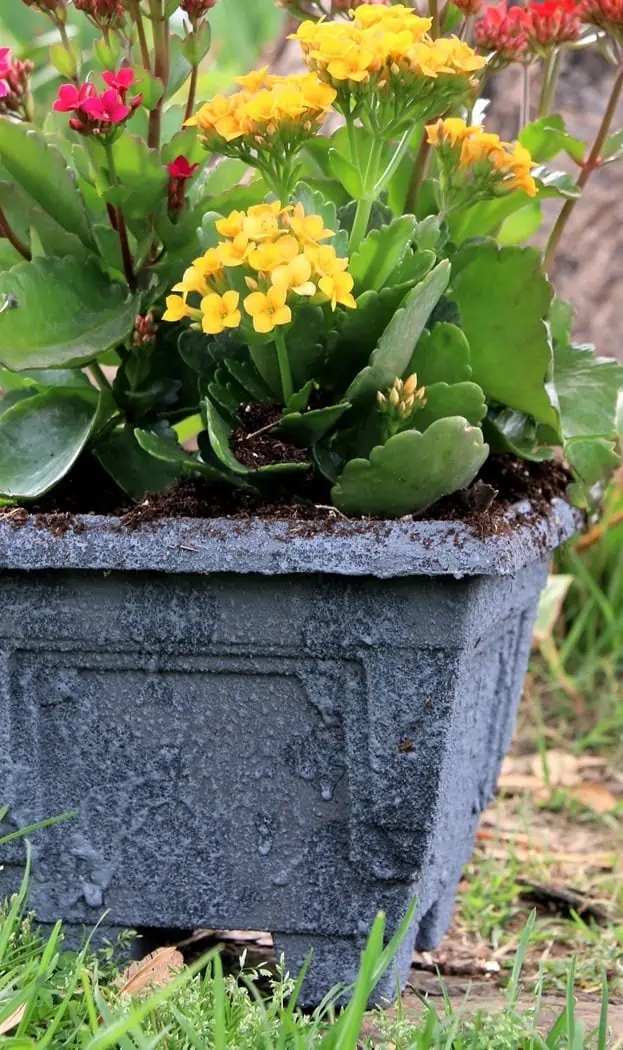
[453,0,485,16]
[0,82,8,100]
[579,0,623,29]
[53,81,97,113]
[0,48,11,79]
[81,88,130,124]
[102,67,136,97]
[168,155,200,180]
[523,0,582,47]
[474,4,529,60]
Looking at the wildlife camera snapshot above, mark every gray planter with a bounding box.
[0,497,578,1005]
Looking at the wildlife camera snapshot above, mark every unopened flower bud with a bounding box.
[74,0,125,30]
[132,312,158,350]
[180,0,218,18]
[21,0,67,18]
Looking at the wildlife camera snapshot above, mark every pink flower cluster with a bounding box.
[53,68,142,136]
[474,0,582,59]
[0,48,10,100]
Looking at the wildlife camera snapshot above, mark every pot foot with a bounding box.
[272,930,413,1008]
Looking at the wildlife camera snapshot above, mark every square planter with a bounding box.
[0,496,578,1004]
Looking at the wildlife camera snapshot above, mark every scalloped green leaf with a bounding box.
[414,381,486,431]
[519,116,585,164]
[0,120,95,249]
[0,257,139,371]
[0,387,99,499]
[291,181,347,253]
[348,216,417,293]
[483,408,553,462]
[553,342,623,441]
[223,357,275,403]
[387,248,435,288]
[333,281,415,389]
[332,416,489,517]
[276,401,351,446]
[346,261,451,404]
[110,132,168,217]
[409,322,472,386]
[451,242,558,429]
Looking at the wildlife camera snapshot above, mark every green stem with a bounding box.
[184,62,199,124]
[274,330,293,404]
[104,142,138,293]
[129,0,151,71]
[520,62,531,131]
[406,133,430,215]
[348,137,384,252]
[345,112,358,166]
[89,361,113,392]
[429,0,440,39]
[373,126,412,197]
[148,0,167,151]
[56,18,79,83]
[349,198,373,253]
[544,65,623,272]
[537,48,563,118]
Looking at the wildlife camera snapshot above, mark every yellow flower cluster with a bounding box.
[187,70,336,149]
[163,201,357,337]
[426,118,538,196]
[294,4,485,87]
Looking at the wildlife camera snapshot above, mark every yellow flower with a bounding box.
[244,286,292,334]
[172,265,209,300]
[289,203,334,246]
[299,75,337,111]
[217,234,254,267]
[271,255,316,297]
[507,173,538,197]
[248,234,300,272]
[216,211,245,238]
[318,272,357,311]
[200,291,241,335]
[243,202,282,242]
[163,294,194,322]
[234,66,276,92]
[315,39,376,83]
[305,244,349,278]
[425,117,482,148]
[193,248,224,279]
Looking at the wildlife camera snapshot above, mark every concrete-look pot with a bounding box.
[0,497,578,1004]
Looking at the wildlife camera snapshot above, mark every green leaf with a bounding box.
[135,426,230,481]
[414,381,487,430]
[449,192,534,243]
[110,132,168,216]
[388,249,435,288]
[94,426,182,501]
[498,200,543,245]
[276,402,351,446]
[601,129,623,164]
[565,436,619,498]
[519,116,585,164]
[348,216,417,294]
[188,158,247,203]
[332,416,489,517]
[553,342,623,441]
[483,408,554,462]
[346,261,451,404]
[451,242,558,428]
[534,168,581,199]
[328,148,363,198]
[0,120,95,250]
[286,379,316,414]
[291,182,346,253]
[223,357,274,402]
[0,387,99,500]
[0,257,138,371]
[333,282,415,390]
[409,322,472,386]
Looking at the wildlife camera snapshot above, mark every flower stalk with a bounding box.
[104,141,137,293]
[0,205,31,261]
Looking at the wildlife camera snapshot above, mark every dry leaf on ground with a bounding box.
[569,781,618,814]
[0,1004,26,1035]
[116,945,184,997]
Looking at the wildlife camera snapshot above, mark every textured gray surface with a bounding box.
[0,501,579,1004]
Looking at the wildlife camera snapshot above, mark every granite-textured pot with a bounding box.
[0,497,578,1005]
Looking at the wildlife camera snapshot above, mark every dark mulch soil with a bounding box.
[5,449,571,538]
[231,402,308,469]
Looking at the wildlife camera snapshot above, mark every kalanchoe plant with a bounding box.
[0,0,621,517]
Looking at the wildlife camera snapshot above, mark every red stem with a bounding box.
[0,205,31,261]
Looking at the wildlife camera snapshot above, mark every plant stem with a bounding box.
[349,198,373,253]
[537,48,563,118]
[89,361,113,392]
[373,126,412,197]
[429,0,440,39]
[184,63,199,124]
[345,112,358,165]
[520,62,531,131]
[129,0,151,71]
[0,206,31,261]
[544,65,623,272]
[104,142,138,293]
[406,133,430,215]
[148,0,168,150]
[348,137,384,252]
[274,330,293,404]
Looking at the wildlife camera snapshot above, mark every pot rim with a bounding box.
[0,496,582,577]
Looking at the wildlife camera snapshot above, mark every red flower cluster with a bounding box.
[180,0,218,18]
[0,48,10,100]
[74,0,125,30]
[0,49,34,120]
[475,0,582,59]
[168,154,200,211]
[579,0,623,30]
[53,68,142,137]
[474,5,528,60]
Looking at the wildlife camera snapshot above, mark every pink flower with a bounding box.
[168,155,200,180]
[81,88,130,124]
[0,48,11,79]
[0,81,8,99]
[102,67,136,96]
[53,81,96,113]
